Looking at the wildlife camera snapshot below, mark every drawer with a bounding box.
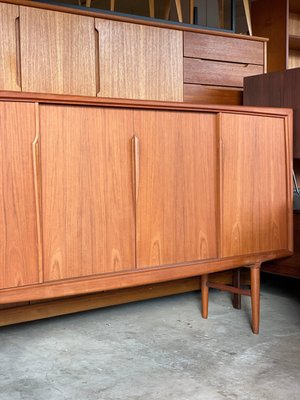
[184,84,242,105]
[184,32,264,65]
[184,58,264,88]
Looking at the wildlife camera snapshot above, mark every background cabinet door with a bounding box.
[0,3,21,91]
[0,102,40,289]
[40,105,135,281]
[95,19,183,102]
[220,113,290,257]
[20,7,96,96]
[134,110,218,268]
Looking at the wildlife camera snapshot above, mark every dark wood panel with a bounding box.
[184,31,264,65]
[184,58,263,88]
[251,0,288,72]
[184,84,243,105]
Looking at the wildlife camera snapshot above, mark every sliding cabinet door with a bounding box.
[40,105,135,281]
[220,113,291,257]
[0,102,40,289]
[0,3,21,91]
[134,110,218,268]
[20,7,96,96]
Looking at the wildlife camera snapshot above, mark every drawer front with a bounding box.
[184,84,243,105]
[184,58,264,88]
[184,32,264,65]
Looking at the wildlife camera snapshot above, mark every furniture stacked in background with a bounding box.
[0,0,267,104]
[251,0,300,72]
[244,69,300,279]
[1,0,287,330]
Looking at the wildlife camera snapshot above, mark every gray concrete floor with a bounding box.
[0,274,300,400]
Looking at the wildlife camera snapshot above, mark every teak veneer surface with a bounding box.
[0,102,40,289]
[20,6,96,96]
[40,105,135,281]
[95,19,183,101]
[0,3,20,91]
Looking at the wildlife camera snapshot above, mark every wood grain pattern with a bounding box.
[184,84,242,105]
[134,110,218,268]
[0,3,20,91]
[289,13,300,36]
[95,18,183,101]
[220,113,289,257]
[40,105,135,281]
[184,58,263,88]
[184,32,264,65]
[0,102,39,289]
[20,6,96,95]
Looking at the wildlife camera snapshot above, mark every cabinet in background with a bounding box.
[0,3,20,91]
[20,7,97,96]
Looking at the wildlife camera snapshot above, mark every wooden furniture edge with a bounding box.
[0,251,292,304]
[0,0,269,42]
[0,91,293,118]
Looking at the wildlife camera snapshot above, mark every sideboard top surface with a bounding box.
[0,0,268,42]
[0,91,292,118]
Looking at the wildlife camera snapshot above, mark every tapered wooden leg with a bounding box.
[243,0,252,35]
[164,0,171,20]
[250,265,260,334]
[174,0,183,22]
[201,274,209,319]
[149,0,155,18]
[110,0,115,11]
[232,268,241,309]
[189,0,194,24]
[86,0,91,7]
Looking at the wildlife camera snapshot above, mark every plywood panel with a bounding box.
[0,102,39,289]
[40,105,135,281]
[135,110,218,268]
[0,3,20,91]
[20,7,96,96]
[221,114,288,257]
[95,18,183,101]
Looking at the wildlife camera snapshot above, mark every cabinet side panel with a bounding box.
[0,3,20,91]
[0,102,39,289]
[221,114,289,257]
[40,105,135,281]
[135,111,218,268]
[20,7,96,96]
[95,19,183,102]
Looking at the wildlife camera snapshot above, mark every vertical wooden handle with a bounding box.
[32,125,43,283]
[95,26,100,96]
[15,16,21,90]
[132,135,140,204]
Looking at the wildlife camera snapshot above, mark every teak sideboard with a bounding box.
[0,0,267,105]
[0,92,293,334]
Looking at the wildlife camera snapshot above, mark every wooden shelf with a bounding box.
[289,34,300,50]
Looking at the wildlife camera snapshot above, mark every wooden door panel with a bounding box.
[0,3,21,91]
[20,7,96,96]
[135,110,218,268]
[0,102,40,289]
[221,113,289,257]
[40,105,135,281]
[95,19,183,101]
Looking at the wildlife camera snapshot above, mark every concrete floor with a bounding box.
[0,275,299,400]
